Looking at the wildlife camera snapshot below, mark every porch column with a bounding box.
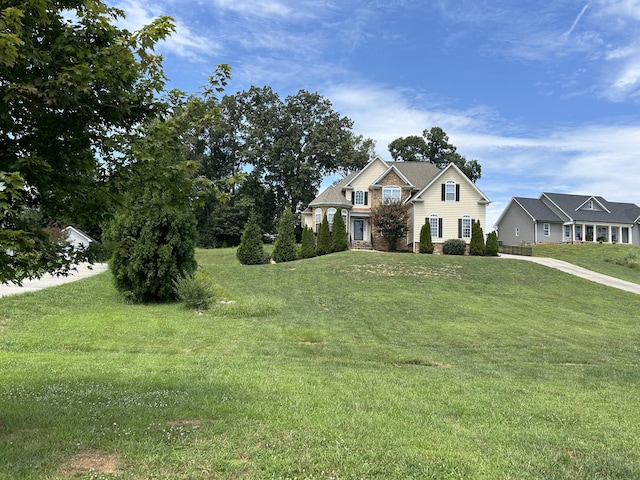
[608,226,612,243]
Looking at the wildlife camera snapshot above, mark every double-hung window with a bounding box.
[429,214,439,238]
[354,190,366,205]
[462,215,472,238]
[543,223,550,236]
[382,186,401,204]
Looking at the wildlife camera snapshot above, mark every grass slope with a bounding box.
[533,243,640,284]
[1,249,639,479]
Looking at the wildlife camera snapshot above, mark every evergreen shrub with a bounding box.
[419,222,434,254]
[469,220,486,256]
[300,225,316,259]
[237,212,265,265]
[486,231,499,256]
[443,239,467,255]
[332,209,348,252]
[272,210,298,263]
[316,213,332,256]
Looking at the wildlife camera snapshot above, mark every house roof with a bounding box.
[495,193,640,228]
[409,162,491,205]
[308,185,352,208]
[513,197,564,222]
[543,193,640,223]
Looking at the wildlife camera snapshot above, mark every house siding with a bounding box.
[411,169,486,245]
[497,203,535,245]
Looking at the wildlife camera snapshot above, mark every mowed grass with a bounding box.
[1,248,640,479]
[533,243,640,284]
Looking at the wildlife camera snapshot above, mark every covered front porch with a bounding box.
[564,223,633,244]
[349,213,373,250]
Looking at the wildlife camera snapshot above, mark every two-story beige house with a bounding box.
[301,156,491,252]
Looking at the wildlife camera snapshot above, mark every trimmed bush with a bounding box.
[419,222,434,254]
[332,208,348,252]
[443,239,467,255]
[105,204,197,303]
[272,210,298,263]
[173,271,215,310]
[237,212,265,265]
[486,231,499,256]
[316,213,332,256]
[300,225,316,259]
[469,220,485,256]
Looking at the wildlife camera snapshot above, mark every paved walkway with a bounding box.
[0,263,109,298]
[499,254,640,295]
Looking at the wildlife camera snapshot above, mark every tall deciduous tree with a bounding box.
[242,87,374,213]
[387,127,482,183]
[0,0,175,283]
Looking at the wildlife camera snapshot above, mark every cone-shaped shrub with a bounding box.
[470,220,485,256]
[487,230,499,256]
[272,210,298,263]
[316,213,332,256]
[300,225,316,259]
[237,212,265,265]
[332,208,348,252]
[419,222,434,253]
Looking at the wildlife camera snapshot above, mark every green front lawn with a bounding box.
[1,249,639,479]
[533,243,640,284]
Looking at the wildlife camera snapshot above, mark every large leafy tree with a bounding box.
[243,87,374,214]
[0,0,175,283]
[182,86,373,243]
[388,127,482,183]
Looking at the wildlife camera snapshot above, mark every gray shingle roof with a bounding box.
[514,197,564,222]
[543,193,640,223]
[308,185,352,208]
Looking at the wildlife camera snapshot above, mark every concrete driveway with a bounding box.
[499,254,640,295]
[0,263,109,298]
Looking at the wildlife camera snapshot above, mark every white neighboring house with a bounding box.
[63,226,95,250]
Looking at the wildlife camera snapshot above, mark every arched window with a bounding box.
[354,190,366,205]
[342,209,348,226]
[327,208,337,230]
[315,208,322,232]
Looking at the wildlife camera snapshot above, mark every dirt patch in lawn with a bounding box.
[341,263,463,279]
[59,449,122,477]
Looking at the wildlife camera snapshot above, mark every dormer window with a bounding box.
[588,200,593,209]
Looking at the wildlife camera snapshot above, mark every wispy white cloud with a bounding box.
[110,0,219,61]
[323,82,640,227]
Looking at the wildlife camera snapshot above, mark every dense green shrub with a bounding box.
[173,271,215,310]
[300,225,316,259]
[419,222,434,253]
[105,205,198,303]
[272,210,298,263]
[443,239,467,255]
[486,231,499,256]
[237,212,265,265]
[316,213,332,256]
[469,220,485,256]
[332,208,348,252]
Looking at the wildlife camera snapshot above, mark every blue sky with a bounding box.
[108,0,640,228]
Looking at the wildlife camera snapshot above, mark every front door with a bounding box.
[354,219,364,241]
